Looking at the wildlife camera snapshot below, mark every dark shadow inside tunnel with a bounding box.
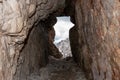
[24,15,87,80]
[13,0,85,78]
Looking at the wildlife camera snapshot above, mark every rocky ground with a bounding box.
[27,39,87,80]
[56,38,72,58]
[27,57,87,80]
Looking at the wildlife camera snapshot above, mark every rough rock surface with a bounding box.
[28,57,87,80]
[14,22,49,80]
[70,0,120,80]
[0,0,120,80]
[56,38,72,58]
[70,26,82,65]
[0,0,65,80]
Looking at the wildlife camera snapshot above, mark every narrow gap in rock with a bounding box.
[28,16,87,80]
[54,16,74,58]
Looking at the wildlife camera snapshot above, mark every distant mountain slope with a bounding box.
[56,38,72,58]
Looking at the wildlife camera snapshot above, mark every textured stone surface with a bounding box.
[0,0,120,80]
[70,0,120,80]
[43,16,63,59]
[28,57,87,80]
[14,15,63,80]
[14,22,49,80]
[0,0,65,80]
[70,27,82,65]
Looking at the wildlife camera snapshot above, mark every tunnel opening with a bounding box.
[53,16,74,58]
[0,0,88,79]
[26,15,87,80]
[0,0,119,80]
[15,13,87,80]
[12,0,88,78]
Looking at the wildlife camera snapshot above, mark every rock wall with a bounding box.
[70,0,120,80]
[0,0,65,80]
[14,22,49,80]
[0,0,120,80]
[14,14,62,80]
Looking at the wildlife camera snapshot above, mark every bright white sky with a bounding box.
[54,16,74,43]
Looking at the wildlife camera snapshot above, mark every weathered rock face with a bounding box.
[0,0,120,80]
[14,15,62,80]
[70,0,120,80]
[0,0,65,80]
[70,26,82,65]
[14,22,49,80]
